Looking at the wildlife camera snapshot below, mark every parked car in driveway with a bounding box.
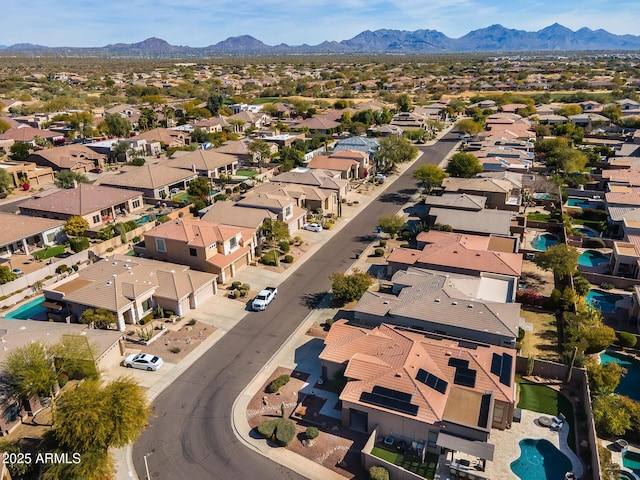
[124,353,164,371]
[90,168,103,174]
[252,287,277,311]
[304,222,323,232]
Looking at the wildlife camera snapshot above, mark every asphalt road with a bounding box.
[132,131,460,480]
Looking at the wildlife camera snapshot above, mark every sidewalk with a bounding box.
[115,125,459,480]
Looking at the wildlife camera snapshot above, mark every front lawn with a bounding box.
[32,245,66,260]
[371,447,438,479]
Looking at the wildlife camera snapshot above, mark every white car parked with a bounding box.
[124,353,164,371]
[304,223,323,232]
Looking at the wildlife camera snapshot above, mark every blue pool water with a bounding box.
[623,451,640,477]
[510,439,572,480]
[600,350,640,401]
[531,233,559,250]
[135,215,150,225]
[586,289,624,314]
[579,250,610,267]
[618,470,639,480]
[573,226,598,238]
[4,296,47,320]
[534,193,554,200]
[567,198,590,208]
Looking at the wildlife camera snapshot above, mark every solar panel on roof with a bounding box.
[500,354,513,387]
[448,358,470,368]
[372,385,412,403]
[415,368,448,394]
[360,392,419,416]
[490,353,502,376]
[453,368,477,388]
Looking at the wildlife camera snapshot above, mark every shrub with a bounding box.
[231,281,242,290]
[169,346,181,354]
[324,318,334,331]
[400,230,412,240]
[618,331,638,348]
[274,418,296,446]
[283,255,294,264]
[69,236,89,252]
[261,250,280,266]
[294,236,303,244]
[369,466,390,480]
[257,419,278,439]
[165,311,174,317]
[584,237,606,248]
[518,327,526,342]
[187,319,196,326]
[58,372,69,388]
[378,239,387,247]
[139,312,154,325]
[305,426,319,439]
[267,374,290,393]
[228,289,239,299]
[71,264,79,272]
[600,282,615,290]
[56,264,69,274]
[278,240,291,253]
[517,289,544,306]
[374,248,385,257]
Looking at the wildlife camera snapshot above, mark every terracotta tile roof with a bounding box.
[0,213,64,246]
[130,128,187,145]
[606,191,640,206]
[442,177,513,194]
[307,155,359,172]
[201,201,276,229]
[164,149,239,172]
[0,126,59,142]
[100,164,196,190]
[321,321,515,425]
[25,144,105,169]
[206,244,251,269]
[144,218,240,246]
[236,192,294,210]
[424,193,486,210]
[18,183,142,216]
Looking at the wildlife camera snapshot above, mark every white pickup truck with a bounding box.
[251,287,277,311]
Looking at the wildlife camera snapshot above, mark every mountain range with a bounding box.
[2,24,640,57]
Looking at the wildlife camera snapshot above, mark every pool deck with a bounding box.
[434,409,583,479]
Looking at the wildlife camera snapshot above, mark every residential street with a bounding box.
[131,131,460,480]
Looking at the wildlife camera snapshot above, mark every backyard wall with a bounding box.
[361,427,426,480]
[582,272,640,290]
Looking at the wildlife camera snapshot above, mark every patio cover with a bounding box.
[41,301,63,311]
[436,432,495,461]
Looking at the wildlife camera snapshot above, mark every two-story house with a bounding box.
[139,218,256,284]
[236,192,307,234]
[442,177,521,211]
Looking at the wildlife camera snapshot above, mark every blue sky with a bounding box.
[2,0,638,47]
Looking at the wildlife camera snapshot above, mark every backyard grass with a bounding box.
[517,377,576,452]
[371,448,438,479]
[236,169,258,177]
[527,212,551,222]
[520,310,561,362]
[32,245,66,260]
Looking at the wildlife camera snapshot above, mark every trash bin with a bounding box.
[354,250,362,259]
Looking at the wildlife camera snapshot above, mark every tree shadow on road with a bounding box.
[299,292,327,309]
[378,188,414,204]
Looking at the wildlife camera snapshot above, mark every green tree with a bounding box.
[593,394,632,437]
[0,168,12,193]
[455,119,483,135]
[103,113,132,137]
[413,164,447,193]
[80,308,116,329]
[0,119,11,133]
[64,215,89,236]
[572,275,591,297]
[565,306,616,355]
[187,176,211,201]
[0,265,17,285]
[54,169,90,189]
[396,93,412,112]
[588,362,624,396]
[445,152,482,178]
[248,138,272,169]
[0,441,34,477]
[138,108,157,131]
[42,449,113,480]
[369,465,390,480]
[552,148,588,173]
[377,214,407,238]
[330,269,374,304]
[533,244,579,280]
[206,93,224,115]
[9,142,30,160]
[278,146,304,172]
[261,219,289,244]
[556,104,583,116]
[374,136,418,173]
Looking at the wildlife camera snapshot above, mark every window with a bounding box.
[189,247,197,257]
[93,214,100,224]
[229,237,238,250]
[141,298,151,312]
[46,232,56,243]
[284,206,292,218]
[155,238,166,253]
[133,199,141,209]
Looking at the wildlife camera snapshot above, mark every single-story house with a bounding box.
[164,149,240,179]
[98,164,197,199]
[0,213,65,258]
[23,145,106,173]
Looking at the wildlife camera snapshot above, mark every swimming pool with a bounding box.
[618,469,639,480]
[531,233,559,251]
[510,438,573,480]
[600,350,640,401]
[534,193,555,200]
[623,451,640,478]
[578,250,610,267]
[586,289,624,314]
[573,225,598,238]
[4,296,47,320]
[566,198,590,208]
[135,214,150,225]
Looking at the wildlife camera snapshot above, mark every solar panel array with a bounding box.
[360,386,419,416]
[453,367,477,388]
[490,353,513,386]
[415,368,448,394]
[448,358,470,368]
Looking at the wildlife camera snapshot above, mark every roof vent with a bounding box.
[475,253,481,256]
[452,301,458,306]
[445,351,452,356]
[383,301,389,305]
[394,373,402,378]
[434,298,440,302]
[112,262,117,266]
[468,304,473,308]
[453,250,458,254]
[106,281,112,286]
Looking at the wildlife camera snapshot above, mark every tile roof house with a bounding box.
[442,177,522,211]
[130,128,190,148]
[18,183,145,229]
[333,136,379,158]
[98,164,197,199]
[352,268,521,348]
[236,192,307,234]
[291,113,341,133]
[24,145,106,173]
[163,149,240,179]
[320,320,516,455]
[138,218,256,284]
[248,182,338,217]
[200,200,277,230]
[428,207,514,237]
[0,125,61,144]
[43,254,217,331]
[272,169,350,201]
[307,150,371,179]
[387,230,522,281]
[0,161,55,188]
[0,213,65,257]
